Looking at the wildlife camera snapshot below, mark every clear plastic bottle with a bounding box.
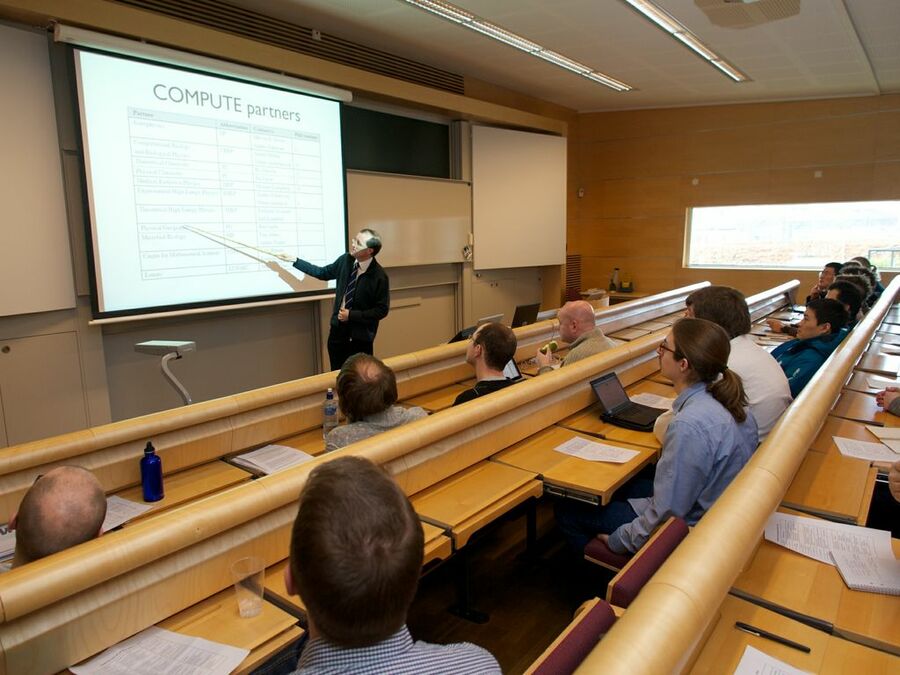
[609,267,620,291]
[323,388,339,438]
[140,441,164,502]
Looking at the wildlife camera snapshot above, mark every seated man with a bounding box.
[825,280,863,330]
[805,261,842,303]
[11,466,107,568]
[771,298,848,398]
[453,322,519,406]
[660,286,790,442]
[325,353,427,452]
[535,300,617,374]
[285,456,501,673]
[767,261,843,336]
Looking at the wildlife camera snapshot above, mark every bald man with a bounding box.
[11,466,107,567]
[535,300,619,374]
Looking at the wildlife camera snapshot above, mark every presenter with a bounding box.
[279,229,389,371]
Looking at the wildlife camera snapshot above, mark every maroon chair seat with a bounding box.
[606,516,689,608]
[528,598,617,675]
[583,536,631,571]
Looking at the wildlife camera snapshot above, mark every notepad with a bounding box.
[232,444,315,475]
[830,547,900,596]
[554,437,639,463]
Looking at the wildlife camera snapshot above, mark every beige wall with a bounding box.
[569,94,900,296]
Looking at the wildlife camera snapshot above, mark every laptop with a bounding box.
[503,359,523,380]
[590,372,666,432]
[511,303,541,328]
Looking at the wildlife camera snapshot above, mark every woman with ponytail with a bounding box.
[556,318,759,555]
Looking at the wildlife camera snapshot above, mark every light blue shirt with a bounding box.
[608,382,758,554]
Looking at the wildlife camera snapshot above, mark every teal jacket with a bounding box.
[771,332,843,397]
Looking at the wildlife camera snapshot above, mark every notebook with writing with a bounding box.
[590,372,665,432]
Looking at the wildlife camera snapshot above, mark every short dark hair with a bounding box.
[685,286,750,339]
[16,466,107,563]
[359,228,382,255]
[824,261,843,274]
[336,353,397,422]
[473,322,517,371]
[291,456,424,648]
[834,271,872,302]
[807,298,848,334]
[826,280,863,318]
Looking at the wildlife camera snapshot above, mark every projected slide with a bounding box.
[74,49,346,316]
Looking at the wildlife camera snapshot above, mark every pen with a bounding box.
[734,621,811,653]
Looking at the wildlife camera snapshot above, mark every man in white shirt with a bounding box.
[655,286,791,443]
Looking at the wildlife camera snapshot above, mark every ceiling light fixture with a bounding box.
[622,0,750,82]
[399,0,633,91]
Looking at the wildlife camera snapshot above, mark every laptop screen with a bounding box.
[503,359,522,380]
[590,373,630,414]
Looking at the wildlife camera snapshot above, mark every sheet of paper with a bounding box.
[865,424,900,441]
[879,345,900,356]
[233,444,314,474]
[764,512,893,566]
[833,436,899,462]
[732,645,810,675]
[830,548,900,595]
[554,436,639,463]
[0,524,15,561]
[867,375,899,390]
[629,392,673,410]
[70,626,249,675]
[102,496,154,532]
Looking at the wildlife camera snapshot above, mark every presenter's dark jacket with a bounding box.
[292,253,389,342]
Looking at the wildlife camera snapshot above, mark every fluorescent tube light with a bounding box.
[622,0,750,83]
[673,31,717,61]
[400,0,632,91]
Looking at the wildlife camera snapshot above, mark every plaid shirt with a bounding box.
[292,626,501,674]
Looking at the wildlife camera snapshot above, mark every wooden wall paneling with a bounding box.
[571,95,900,296]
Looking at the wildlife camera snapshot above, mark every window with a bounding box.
[686,201,900,270]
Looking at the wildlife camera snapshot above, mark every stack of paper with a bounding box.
[102,496,154,532]
[733,645,810,675]
[832,436,899,462]
[232,444,314,475]
[71,626,249,674]
[554,437,639,463]
[630,393,674,410]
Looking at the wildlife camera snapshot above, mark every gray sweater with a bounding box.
[325,405,428,452]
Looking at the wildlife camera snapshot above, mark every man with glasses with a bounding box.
[280,229,389,371]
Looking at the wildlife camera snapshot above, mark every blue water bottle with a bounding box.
[141,441,164,502]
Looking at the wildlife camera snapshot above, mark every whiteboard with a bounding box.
[472,126,566,270]
[347,171,470,268]
[0,26,75,316]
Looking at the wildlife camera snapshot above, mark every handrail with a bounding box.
[0,280,804,672]
[0,283,714,522]
[575,275,899,673]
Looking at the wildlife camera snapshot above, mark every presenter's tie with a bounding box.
[343,261,359,309]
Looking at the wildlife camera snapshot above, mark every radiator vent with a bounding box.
[113,0,466,94]
[565,254,582,301]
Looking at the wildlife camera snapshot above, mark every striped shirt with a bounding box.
[292,626,501,674]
